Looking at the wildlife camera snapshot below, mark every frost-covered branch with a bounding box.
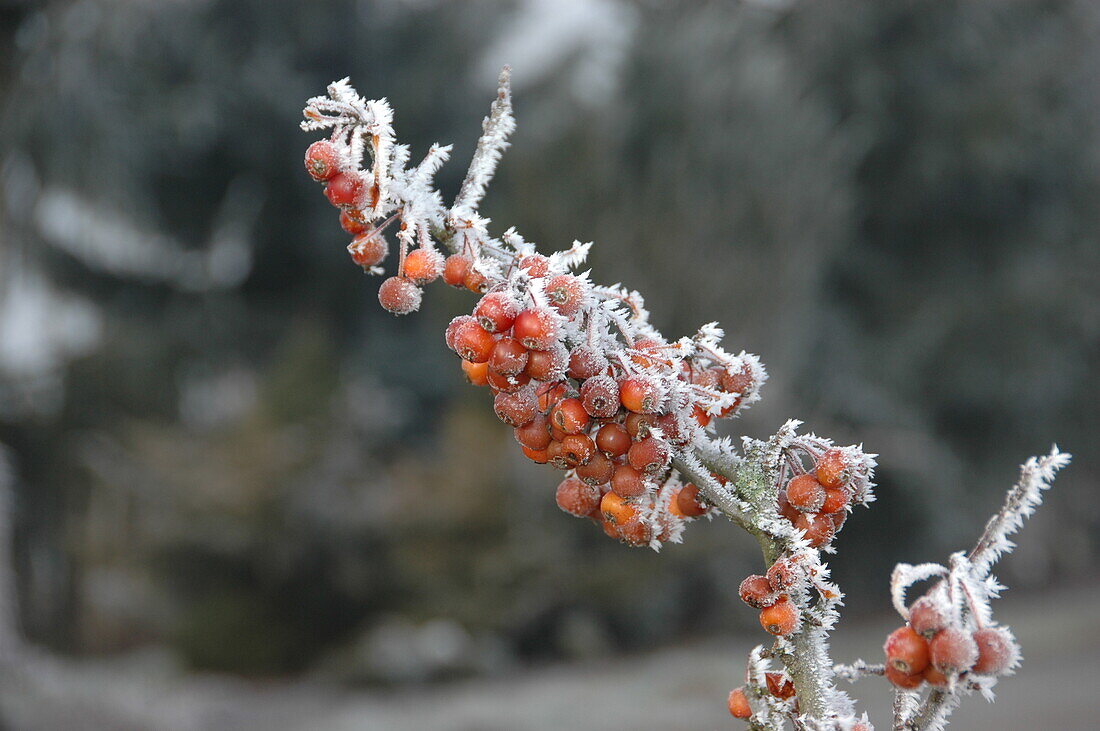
[300,70,1068,731]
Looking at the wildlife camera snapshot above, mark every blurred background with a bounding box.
[0,0,1098,728]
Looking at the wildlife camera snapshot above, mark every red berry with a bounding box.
[610,463,646,498]
[793,512,836,548]
[494,388,538,427]
[545,273,587,315]
[628,338,665,369]
[489,338,529,376]
[324,171,366,207]
[815,448,850,489]
[305,140,342,181]
[474,292,518,334]
[580,375,620,418]
[600,491,636,526]
[623,412,656,441]
[546,440,568,470]
[521,446,548,464]
[453,321,496,363]
[885,664,923,689]
[524,345,568,382]
[776,490,800,523]
[884,626,931,675]
[922,665,948,687]
[627,436,671,475]
[442,254,471,287]
[339,209,369,235]
[739,575,775,609]
[460,360,489,386]
[402,248,444,285]
[929,628,978,675]
[348,234,387,269]
[556,477,600,517]
[486,368,530,393]
[819,486,849,514]
[617,516,654,547]
[595,423,631,457]
[620,377,662,414]
[971,627,1016,676]
[513,308,559,350]
[567,345,608,380]
[378,276,421,315]
[672,483,707,518]
[786,474,826,513]
[560,434,596,467]
[536,382,570,412]
[766,559,798,591]
[719,363,754,394]
[728,688,752,719]
[550,398,590,435]
[515,414,552,450]
[690,403,711,428]
[576,451,615,485]
[518,254,549,277]
[765,672,795,700]
[908,596,947,638]
[759,598,799,636]
[446,315,475,351]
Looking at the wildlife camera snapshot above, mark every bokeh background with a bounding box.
[0,0,1098,728]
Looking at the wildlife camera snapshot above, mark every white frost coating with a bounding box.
[890,562,947,619]
[968,446,1071,577]
[452,66,516,216]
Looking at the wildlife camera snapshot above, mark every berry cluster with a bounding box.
[306,130,766,548]
[439,253,764,549]
[884,590,1018,690]
[737,556,804,637]
[775,445,873,550]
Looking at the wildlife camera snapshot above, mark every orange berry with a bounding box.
[595,423,631,457]
[908,596,947,638]
[514,413,552,450]
[727,688,752,719]
[550,398,590,435]
[513,308,559,351]
[819,486,849,514]
[884,626,930,675]
[922,665,948,687]
[766,558,798,591]
[627,436,670,475]
[453,321,496,363]
[786,474,825,512]
[521,446,548,464]
[378,276,421,315]
[619,377,661,414]
[576,451,615,485]
[929,628,978,675]
[672,483,707,517]
[556,477,600,517]
[610,464,646,498]
[474,292,518,334]
[814,448,849,489]
[759,598,798,636]
[442,254,471,287]
[460,360,489,386]
[560,434,596,467]
[348,233,387,269]
[600,491,637,526]
[739,575,775,609]
[524,345,568,381]
[494,389,538,427]
[486,368,530,394]
[971,627,1016,676]
[793,512,836,548]
[885,664,923,689]
[489,337,529,376]
[402,247,444,285]
[617,516,654,547]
